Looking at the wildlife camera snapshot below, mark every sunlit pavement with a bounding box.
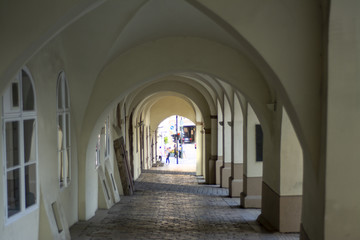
[152,157,196,173]
[153,144,197,173]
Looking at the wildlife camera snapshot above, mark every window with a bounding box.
[95,134,101,167]
[104,116,110,159]
[255,124,263,162]
[57,72,71,188]
[3,69,38,220]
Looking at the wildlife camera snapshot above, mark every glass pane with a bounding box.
[64,79,69,109]
[6,121,20,168]
[22,70,35,111]
[7,169,20,217]
[59,151,64,185]
[107,136,110,156]
[66,149,70,182]
[12,83,19,108]
[24,119,36,163]
[95,146,99,166]
[65,114,70,148]
[256,124,263,162]
[25,164,37,208]
[58,79,63,109]
[58,115,63,151]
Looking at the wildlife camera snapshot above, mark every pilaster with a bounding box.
[258,182,302,232]
[240,174,262,208]
[215,156,223,185]
[220,162,231,188]
[229,163,243,197]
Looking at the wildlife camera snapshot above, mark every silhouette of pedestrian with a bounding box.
[166,152,170,164]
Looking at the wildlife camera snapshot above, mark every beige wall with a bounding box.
[245,103,262,177]
[149,96,196,131]
[223,96,232,164]
[280,108,303,196]
[326,2,360,239]
[0,0,105,91]
[233,93,244,164]
[217,100,223,158]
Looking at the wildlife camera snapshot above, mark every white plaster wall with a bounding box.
[83,107,121,219]
[211,117,218,158]
[196,0,322,165]
[0,39,80,239]
[85,107,123,215]
[192,105,203,176]
[246,104,262,177]
[196,122,203,176]
[0,0,104,91]
[217,100,223,158]
[29,42,79,230]
[233,94,244,164]
[0,211,39,240]
[85,130,99,219]
[224,96,232,164]
[280,108,303,196]
[149,96,196,132]
[133,116,141,180]
[0,93,40,240]
[203,126,208,179]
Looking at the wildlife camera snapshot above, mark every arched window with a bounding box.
[95,116,110,168]
[95,134,101,167]
[104,116,110,159]
[2,68,38,220]
[57,72,71,188]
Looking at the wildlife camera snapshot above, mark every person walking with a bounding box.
[165,147,170,164]
[166,152,170,164]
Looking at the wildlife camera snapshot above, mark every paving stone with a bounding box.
[70,171,299,240]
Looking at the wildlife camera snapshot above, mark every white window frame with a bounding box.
[95,134,101,168]
[57,71,71,188]
[104,116,110,160]
[2,68,39,223]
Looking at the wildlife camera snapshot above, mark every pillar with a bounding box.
[221,97,232,188]
[208,115,218,184]
[241,103,262,208]
[320,3,360,239]
[258,106,303,232]
[196,121,203,176]
[229,94,244,197]
[204,126,211,183]
[215,101,223,185]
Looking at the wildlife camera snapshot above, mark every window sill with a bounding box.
[5,204,39,226]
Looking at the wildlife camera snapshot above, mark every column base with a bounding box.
[229,179,243,197]
[300,224,310,240]
[260,182,302,232]
[240,175,262,208]
[221,163,231,188]
[240,192,261,208]
[208,159,216,184]
[229,163,243,197]
[215,158,223,185]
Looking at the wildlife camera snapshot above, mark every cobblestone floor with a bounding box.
[70,171,299,240]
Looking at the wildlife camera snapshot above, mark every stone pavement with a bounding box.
[70,171,299,240]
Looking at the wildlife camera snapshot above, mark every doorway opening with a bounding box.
[154,115,196,173]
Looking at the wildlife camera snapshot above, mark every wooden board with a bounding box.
[114,137,134,195]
